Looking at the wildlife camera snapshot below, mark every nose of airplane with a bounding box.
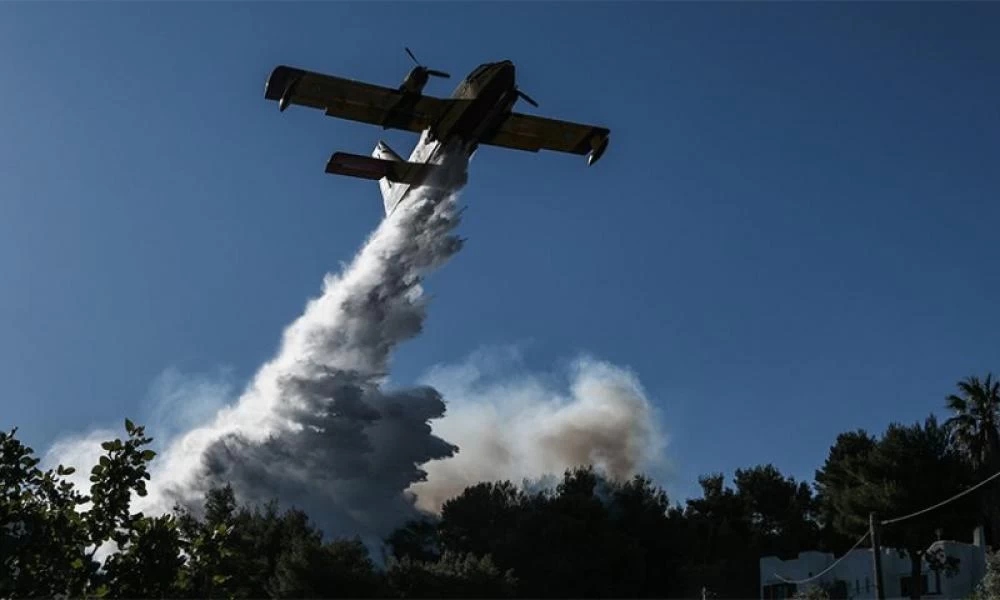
[497,60,515,81]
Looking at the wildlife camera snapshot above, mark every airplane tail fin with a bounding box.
[372,141,403,215]
[326,145,441,214]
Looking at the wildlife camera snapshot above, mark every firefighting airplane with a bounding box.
[264,49,610,216]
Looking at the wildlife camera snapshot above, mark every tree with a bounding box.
[680,466,820,598]
[816,416,977,599]
[431,466,685,598]
[437,480,527,566]
[174,485,238,598]
[4,421,395,599]
[531,467,647,598]
[681,473,756,598]
[794,584,831,600]
[385,551,516,598]
[270,536,384,598]
[945,373,1000,545]
[102,514,186,598]
[814,429,878,553]
[734,464,821,558]
[605,474,688,596]
[174,485,386,599]
[0,420,166,598]
[1,428,92,597]
[386,518,441,563]
[969,550,1000,600]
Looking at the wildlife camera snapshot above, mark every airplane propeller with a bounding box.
[516,89,539,108]
[405,47,450,79]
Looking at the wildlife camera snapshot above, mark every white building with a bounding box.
[759,528,987,599]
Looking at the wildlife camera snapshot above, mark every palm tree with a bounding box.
[946,375,1000,471]
[945,374,1000,547]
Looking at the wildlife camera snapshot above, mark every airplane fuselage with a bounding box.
[435,60,518,143]
[380,61,520,215]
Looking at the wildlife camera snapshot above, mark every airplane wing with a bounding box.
[264,66,452,133]
[480,112,610,165]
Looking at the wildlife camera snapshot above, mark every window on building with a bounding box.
[900,574,930,597]
[899,572,943,596]
[762,583,797,599]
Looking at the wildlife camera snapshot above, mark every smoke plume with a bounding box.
[407,347,668,513]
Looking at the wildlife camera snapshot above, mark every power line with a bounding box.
[881,468,1000,526]
[771,469,1000,590]
[772,531,870,586]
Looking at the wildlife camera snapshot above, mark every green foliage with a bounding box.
[814,429,878,543]
[88,420,155,547]
[5,368,995,600]
[816,415,978,599]
[429,464,825,598]
[1,420,160,598]
[102,514,186,598]
[945,373,1000,546]
[946,374,1000,473]
[818,415,976,546]
[792,579,849,600]
[1,427,93,597]
[794,584,831,600]
[969,550,1000,600]
[174,486,386,599]
[385,551,516,598]
[1,419,390,600]
[678,465,823,597]
[386,518,441,562]
[435,467,653,597]
[734,464,820,554]
[680,473,758,597]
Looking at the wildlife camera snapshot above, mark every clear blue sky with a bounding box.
[2,2,998,502]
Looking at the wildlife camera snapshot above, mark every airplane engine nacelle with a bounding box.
[399,67,430,95]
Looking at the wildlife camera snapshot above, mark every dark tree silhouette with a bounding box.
[0,421,166,598]
[945,374,1000,545]
[816,415,977,599]
[5,391,992,600]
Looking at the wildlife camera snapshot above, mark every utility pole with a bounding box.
[870,512,886,600]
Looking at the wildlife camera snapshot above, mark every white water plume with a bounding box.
[133,146,472,546]
[44,145,669,549]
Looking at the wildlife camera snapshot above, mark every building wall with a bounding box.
[760,541,986,600]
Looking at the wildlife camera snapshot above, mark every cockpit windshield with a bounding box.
[467,63,491,79]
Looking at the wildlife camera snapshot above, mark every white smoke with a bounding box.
[407,346,668,513]
[42,145,669,547]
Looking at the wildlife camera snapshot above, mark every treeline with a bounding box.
[2,374,998,599]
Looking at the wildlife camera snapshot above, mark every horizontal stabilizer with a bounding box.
[325,152,437,185]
